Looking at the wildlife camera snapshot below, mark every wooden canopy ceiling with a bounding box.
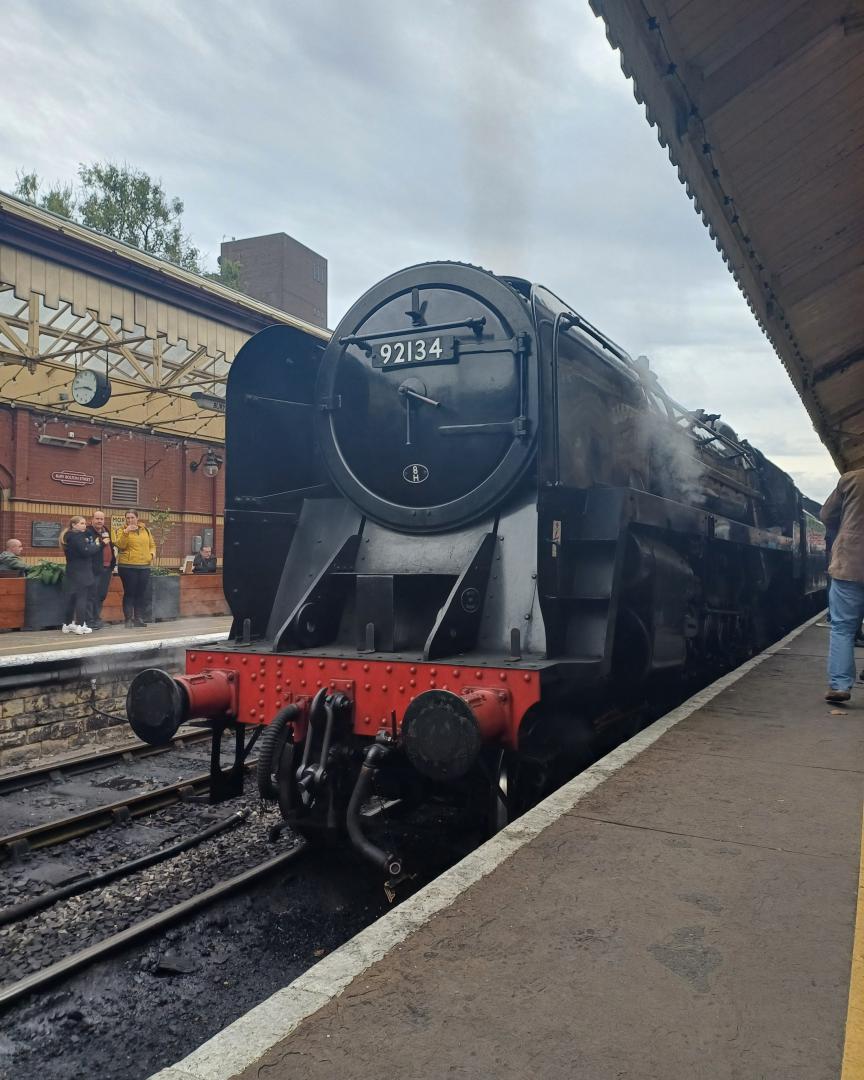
[592,0,864,472]
[0,194,329,442]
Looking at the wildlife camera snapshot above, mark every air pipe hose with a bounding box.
[256,704,300,802]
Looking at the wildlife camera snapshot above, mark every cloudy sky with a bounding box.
[1,0,838,499]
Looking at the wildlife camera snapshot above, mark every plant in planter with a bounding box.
[149,565,180,621]
[148,499,175,567]
[26,561,65,585]
[23,560,66,630]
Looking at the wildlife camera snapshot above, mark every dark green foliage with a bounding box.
[14,170,76,219]
[204,256,245,292]
[11,162,242,287]
[26,561,65,585]
[76,162,201,271]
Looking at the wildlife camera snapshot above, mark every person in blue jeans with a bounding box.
[821,469,864,703]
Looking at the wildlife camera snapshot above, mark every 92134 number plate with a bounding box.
[371,335,455,368]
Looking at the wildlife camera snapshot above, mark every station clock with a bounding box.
[71,368,112,409]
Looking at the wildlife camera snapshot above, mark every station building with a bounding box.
[0,193,328,567]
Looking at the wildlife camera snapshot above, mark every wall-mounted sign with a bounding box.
[32,521,63,548]
[190,392,227,415]
[51,471,95,486]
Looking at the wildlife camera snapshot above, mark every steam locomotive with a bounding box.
[127,262,826,885]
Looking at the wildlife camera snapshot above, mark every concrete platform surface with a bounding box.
[154,617,864,1080]
[0,615,230,666]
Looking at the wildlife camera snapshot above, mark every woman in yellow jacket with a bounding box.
[115,509,156,627]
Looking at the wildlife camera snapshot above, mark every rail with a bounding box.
[0,843,307,1010]
[0,764,254,862]
[0,729,211,796]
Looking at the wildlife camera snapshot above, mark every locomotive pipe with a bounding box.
[346,740,402,877]
[127,667,237,746]
[256,704,300,801]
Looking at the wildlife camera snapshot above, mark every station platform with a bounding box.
[154,614,864,1080]
[0,615,230,668]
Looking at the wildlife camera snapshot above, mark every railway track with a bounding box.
[0,838,307,1010]
[0,728,211,796]
[0,767,223,862]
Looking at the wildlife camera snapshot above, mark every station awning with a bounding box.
[591,0,864,472]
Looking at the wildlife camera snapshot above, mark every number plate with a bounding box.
[371,334,455,368]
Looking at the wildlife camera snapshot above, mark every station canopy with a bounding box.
[592,0,864,473]
[0,193,328,442]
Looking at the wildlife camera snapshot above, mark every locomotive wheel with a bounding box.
[488,749,521,835]
[256,706,297,802]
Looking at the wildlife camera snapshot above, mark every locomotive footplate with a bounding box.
[182,649,543,750]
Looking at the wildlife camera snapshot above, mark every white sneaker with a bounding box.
[77,624,93,635]
[62,623,77,634]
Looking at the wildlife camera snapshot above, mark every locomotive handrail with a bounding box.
[339,316,486,345]
[649,384,758,465]
[563,311,632,367]
[550,311,570,485]
[234,482,334,505]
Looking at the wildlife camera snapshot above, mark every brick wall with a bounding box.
[0,654,186,766]
[221,233,327,328]
[0,405,225,564]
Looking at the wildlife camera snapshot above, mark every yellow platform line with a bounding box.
[842,807,864,1078]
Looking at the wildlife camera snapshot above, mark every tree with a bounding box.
[204,256,244,292]
[13,170,76,219]
[12,162,204,275]
[76,162,202,272]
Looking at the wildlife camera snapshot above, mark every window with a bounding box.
[110,476,139,504]
[312,263,325,283]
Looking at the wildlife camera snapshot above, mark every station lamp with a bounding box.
[189,448,223,478]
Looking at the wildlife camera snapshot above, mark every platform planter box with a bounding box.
[179,571,229,617]
[149,574,180,622]
[0,578,26,631]
[100,575,125,624]
[23,580,66,631]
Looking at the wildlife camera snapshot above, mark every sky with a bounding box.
[0,0,838,500]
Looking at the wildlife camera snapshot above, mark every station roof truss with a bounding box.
[0,193,330,442]
[591,0,864,473]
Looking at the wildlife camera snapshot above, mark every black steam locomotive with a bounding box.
[128,262,826,883]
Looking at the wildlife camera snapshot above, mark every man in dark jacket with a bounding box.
[820,469,864,702]
[85,511,116,629]
[0,539,27,576]
[192,546,217,574]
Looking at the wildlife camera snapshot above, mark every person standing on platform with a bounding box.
[115,509,156,628]
[821,469,864,702]
[192,545,217,573]
[0,539,28,576]
[85,510,115,629]
[61,517,96,635]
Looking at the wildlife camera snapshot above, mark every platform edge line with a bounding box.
[0,631,229,669]
[149,611,826,1080]
[841,806,864,1079]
